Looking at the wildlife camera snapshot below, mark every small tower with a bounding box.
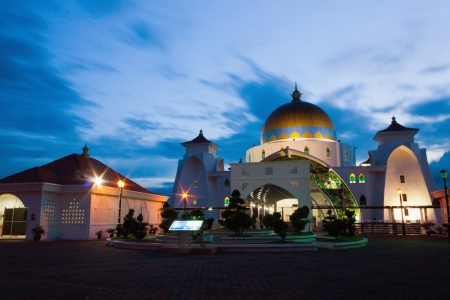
[82,143,90,158]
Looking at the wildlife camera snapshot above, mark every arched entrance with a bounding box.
[262,149,359,220]
[0,194,28,239]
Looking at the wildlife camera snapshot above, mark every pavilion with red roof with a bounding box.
[0,145,168,240]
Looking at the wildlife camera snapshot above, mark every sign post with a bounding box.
[169,220,204,248]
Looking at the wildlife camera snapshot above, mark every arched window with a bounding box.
[224,197,230,207]
[349,173,356,183]
[224,178,230,187]
[358,173,365,183]
[262,149,265,159]
[194,180,198,188]
[345,148,349,161]
[326,146,331,159]
[360,195,367,205]
[304,145,309,154]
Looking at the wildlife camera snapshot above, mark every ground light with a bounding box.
[440,170,449,242]
[117,180,125,225]
[396,188,406,236]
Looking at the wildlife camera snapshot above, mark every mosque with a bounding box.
[171,85,440,227]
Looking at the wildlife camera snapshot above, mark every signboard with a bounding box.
[169,220,203,231]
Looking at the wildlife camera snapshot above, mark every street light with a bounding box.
[182,193,188,211]
[117,180,125,225]
[440,170,450,242]
[397,188,406,236]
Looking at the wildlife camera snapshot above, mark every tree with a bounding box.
[289,207,309,233]
[224,211,253,236]
[343,209,356,236]
[229,189,245,211]
[180,212,191,220]
[190,209,205,219]
[118,209,149,240]
[159,208,179,233]
[273,219,288,241]
[261,214,276,229]
[322,209,346,239]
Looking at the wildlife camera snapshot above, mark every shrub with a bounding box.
[203,218,214,230]
[180,212,191,220]
[322,209,346,239]
[121,209,149,240]
[191,209,205,219]
[273,219,288,242]
[261,214,276,229]
[31,225,45,236]
[436,226,444,234]
[343,209,357,236]
[273,212,282,219]
[289,207,309,233]
[229,189,245,211]
[224,211,253,236]
[159,208,179,233]
[427,230,437,235]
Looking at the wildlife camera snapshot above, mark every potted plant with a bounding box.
[31,225,45,241]
[95,230,102,239]
[105,228,116,238]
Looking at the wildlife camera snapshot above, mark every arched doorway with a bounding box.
[0,194,28,239]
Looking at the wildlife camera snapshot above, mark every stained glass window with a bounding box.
[224,197,230,207]
[304,146,309,154]
[224,178,230,187]
[262,149,265,159]
[349,173,356,183]
[360,195,366,205]
[326,146,331,159]
[358,173,365,183]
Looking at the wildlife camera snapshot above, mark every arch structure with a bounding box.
[263,148,359,218]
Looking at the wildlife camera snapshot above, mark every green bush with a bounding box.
[224,211,253,236]
[322,209,346,239]
[121,209,149,240]
[273,219,288,242]
[343,209,357,236]
[159,208,179,233]
[191,209,205,219]
[273,212,282,219]
[203,218,214,230]
[289,207,309,233]
[261,214,276,229]
[180,212,191,220]
[229,189,245,211]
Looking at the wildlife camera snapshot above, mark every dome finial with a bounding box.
[291,83,302,102]
[82,143,90,158]
[392,116,397,123]
[199,129,203,136]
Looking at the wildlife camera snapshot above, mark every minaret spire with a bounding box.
[291,83,302,102]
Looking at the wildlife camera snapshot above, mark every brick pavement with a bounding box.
[0,235,449,299]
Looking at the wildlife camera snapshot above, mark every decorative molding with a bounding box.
[265,167,273,175]
[290,181,299,189]
[242,183,249,190]
[290,166,298,174]
[242,168,249,176]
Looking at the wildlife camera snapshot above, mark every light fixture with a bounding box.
[440,170,449,242]
[94,177,103,186]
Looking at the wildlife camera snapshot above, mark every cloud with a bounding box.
[420,64,449,74]
[118,21,165,50]
[430,151,450,190]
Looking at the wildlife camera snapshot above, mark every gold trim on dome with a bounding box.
[279,132,288,139]
[270,134,277,141]
[290,131,300,138]
[261,101,336,134]
[314,132,323,138]
[325,133,330,139]
[302,131,312,138]
[263,137,269,143]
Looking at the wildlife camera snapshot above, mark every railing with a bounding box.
[355,222,421,235]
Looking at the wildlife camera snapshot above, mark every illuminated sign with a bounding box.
[169,220,203,231]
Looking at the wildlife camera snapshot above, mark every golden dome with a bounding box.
[261,86,336,144]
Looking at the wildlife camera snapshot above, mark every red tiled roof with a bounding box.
[0,153,157,195]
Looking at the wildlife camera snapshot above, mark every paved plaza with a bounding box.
[0,235,449,299]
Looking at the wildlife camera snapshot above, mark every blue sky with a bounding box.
[1,0,450,197]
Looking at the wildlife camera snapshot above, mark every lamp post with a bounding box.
[440,170,450,242]
[397,188,406,236]
[117,180,125,225]
[182,193,188,211]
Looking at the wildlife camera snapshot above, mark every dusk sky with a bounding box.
[2,0,450,197]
